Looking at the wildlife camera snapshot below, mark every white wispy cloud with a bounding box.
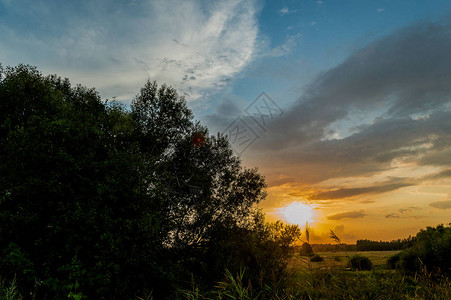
[279,7,298,16]
[265,33,302,57]
[0,0,259,101]
[279,7,289,15]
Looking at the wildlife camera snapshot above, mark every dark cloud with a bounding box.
[428,169,451,179]
[429,200,451,210]
[419,148,451,167]
[421,169,451,182]
[327,210,367,220]
[360,200,376,204]
[310,182,411,200]
[397,207,421,214]
[247,18,451,186]
[265,175,300,187]
[385,213,400,219]
[266,20,451,143]
[215,98,242,117]
[203,97,244,133]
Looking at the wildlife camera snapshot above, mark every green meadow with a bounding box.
[288,250,400,270]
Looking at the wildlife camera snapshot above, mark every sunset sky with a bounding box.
[1,0,450,242]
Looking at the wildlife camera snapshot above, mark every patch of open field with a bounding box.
[288,250,400,271]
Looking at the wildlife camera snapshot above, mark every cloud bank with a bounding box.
[310,182,411,200]
[0,0,259,101]
[249,19,451,199]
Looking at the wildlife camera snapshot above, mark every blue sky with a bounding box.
[224,0,451,111]
[2,0,451,241]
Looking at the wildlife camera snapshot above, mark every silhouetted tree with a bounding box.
[387,224,451,275]
[0,65,268,298]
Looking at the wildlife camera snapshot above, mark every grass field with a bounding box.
[288,250,400,271]
[180,250,451,299]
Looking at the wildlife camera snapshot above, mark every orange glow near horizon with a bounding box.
[278,202,315,226]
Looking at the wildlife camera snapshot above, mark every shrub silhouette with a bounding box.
[348,255,373,270]
[309,254,324,262]
[387,224,451,274]
[387,253,401,269]
[300,242,314,256]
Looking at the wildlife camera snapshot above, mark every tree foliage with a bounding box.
[387,224,451,275]
[356,237,416,251]
[197,213,301,290]
[0,65,275,298]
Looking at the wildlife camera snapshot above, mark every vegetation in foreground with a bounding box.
[189,268,450,299]
[182,223,451,299]
[181,229,450,299]
[2,256,450,299]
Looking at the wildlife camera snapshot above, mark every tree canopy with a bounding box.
[0,64,299,298]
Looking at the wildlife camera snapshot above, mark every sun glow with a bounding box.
[279,202,314,225]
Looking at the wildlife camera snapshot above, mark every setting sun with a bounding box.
[278,202,314,226]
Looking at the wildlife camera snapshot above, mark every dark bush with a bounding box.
[348,255,373,270]
[386,224,451,274]
[191,213,301,290]
[388,248,421,274]
[387,253,401,269]
[309,254,324,262]
[300,243,313,256]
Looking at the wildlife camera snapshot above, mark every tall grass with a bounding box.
[287,269,450,299]
[330,229,348,258]
[3,266,450,299]
[180,267,451,299]
[0,276,20,300]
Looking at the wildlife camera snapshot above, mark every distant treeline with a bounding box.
[355,237,416,251]
[298,236,417,252]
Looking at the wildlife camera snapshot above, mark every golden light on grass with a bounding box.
[279,202,314,226]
